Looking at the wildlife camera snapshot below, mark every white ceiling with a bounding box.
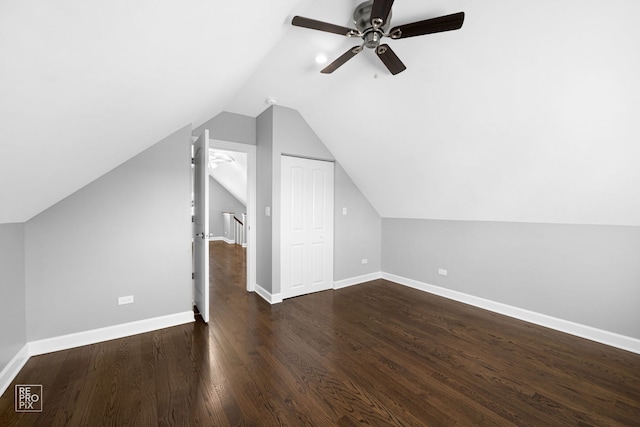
[209,149,247,206]
[0,0,312,223]
[227,0,640,226]
[2,0,639,226]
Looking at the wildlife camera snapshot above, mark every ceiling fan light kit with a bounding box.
[291,0,465,75]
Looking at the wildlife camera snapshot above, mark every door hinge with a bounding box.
[192,273,195,280]
[191,158,195,165]
[192,215,195,223]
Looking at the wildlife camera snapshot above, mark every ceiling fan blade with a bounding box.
[292,16,357,37]
[389,12,465,39]
[375,44,406,75]
[370,0,394,27]
[321,46,363,74]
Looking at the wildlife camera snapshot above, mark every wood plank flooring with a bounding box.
[2,240,640,425]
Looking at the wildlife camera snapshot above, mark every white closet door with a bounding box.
[281,155,334,299]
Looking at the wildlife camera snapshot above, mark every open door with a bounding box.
[193,129,210,323]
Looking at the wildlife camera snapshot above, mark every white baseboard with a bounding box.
[210,236,234,244]
[382,272,640,355]
[255,272,383,304]
[0,344,30,398]
[334,271,382,290]
[254,283,283,304]
[29,311,195,356]
[1,312,195,398]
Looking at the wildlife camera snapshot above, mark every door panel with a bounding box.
[312,242,325,284]
[291,244,304,289]
[193,130,210,323]
[291,166,305,230]
[312,169,325,229]
[281,155,334,299]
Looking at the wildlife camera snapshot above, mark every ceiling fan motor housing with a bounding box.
[354,0,391,48]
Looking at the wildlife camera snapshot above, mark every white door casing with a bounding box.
[193,129,210,323]
[281,155,334,299]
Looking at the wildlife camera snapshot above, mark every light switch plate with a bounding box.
[118,295,134,305]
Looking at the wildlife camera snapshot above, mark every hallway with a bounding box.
[209,240,247,303]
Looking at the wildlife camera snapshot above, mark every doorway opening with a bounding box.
[208,139,257,294]
[192,135,257,322]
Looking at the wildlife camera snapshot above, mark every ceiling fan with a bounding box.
[292,0,465,75]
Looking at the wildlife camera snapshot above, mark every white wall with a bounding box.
[193,111,256,146]
[0,223,26,372]
[25,126,193,341]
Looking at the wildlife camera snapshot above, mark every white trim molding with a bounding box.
[29,311,194,356]
[382,272,640,355]
[0,344,30,398]
[254,283,283,304]
[1,312,195,398]
[334,271,382,290]
[210,236,234,244]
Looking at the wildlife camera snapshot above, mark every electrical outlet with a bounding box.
[438,269,448,276]
[342,207,348,215]
[362,258,368,265]
[118,295,134,305]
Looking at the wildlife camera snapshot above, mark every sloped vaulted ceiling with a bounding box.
[2,0,639,227]
[227,0,640,226]
[0,0,313,223]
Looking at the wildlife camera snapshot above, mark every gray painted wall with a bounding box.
[382,219,640,339]
[0,223,26,372]
[256,107,273,292]
[209,176,246,238]
[194,107,382,296]
[334,164,381,281]
[256,105,382,294]
[270,106,335,295]
[193,111,256,145]
[25,126,193,341]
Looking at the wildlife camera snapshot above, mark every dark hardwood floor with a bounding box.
[2,240,640,425]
